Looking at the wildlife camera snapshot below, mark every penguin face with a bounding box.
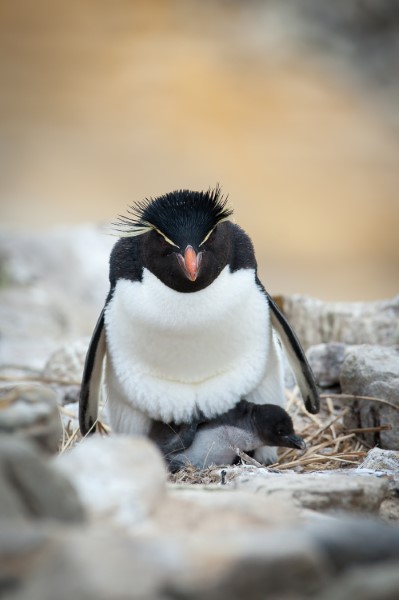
[141,221,231,293]
[252,405,306,450]
[112,187,234,293]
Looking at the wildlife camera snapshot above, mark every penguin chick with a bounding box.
[165,400,305,472]
[148,412,207,456]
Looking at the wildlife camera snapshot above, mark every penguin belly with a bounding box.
[104,266,271,428]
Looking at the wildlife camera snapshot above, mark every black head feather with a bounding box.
[113,186,233,249]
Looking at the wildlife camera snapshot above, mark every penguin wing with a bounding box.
[79,308,106,435]
[256,278,320,414]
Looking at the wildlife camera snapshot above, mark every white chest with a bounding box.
[104,266,271,423]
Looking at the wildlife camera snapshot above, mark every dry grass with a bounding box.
[168,387,395,485]
[48,383,393,483]
[267,388,369,472]
[59,406,81,453]
[59,405,111,453]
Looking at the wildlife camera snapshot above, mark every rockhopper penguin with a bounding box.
[150,400,306,471]
[79,186,319,464]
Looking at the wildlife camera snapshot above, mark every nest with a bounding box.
[57,385,393,485]
[269,388,369,471]
[169,387,394,485]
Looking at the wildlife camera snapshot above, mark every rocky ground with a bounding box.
[1,226,399,600]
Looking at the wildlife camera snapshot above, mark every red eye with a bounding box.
[202,227,217,246]
[156,232,177,254]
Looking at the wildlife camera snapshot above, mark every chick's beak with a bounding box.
[281,434,307,451]
[177,245,203,282]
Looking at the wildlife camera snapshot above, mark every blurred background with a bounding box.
[0,0,398,301]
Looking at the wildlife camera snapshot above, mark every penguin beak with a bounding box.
[281,434,306,450]
[176,245,203,282]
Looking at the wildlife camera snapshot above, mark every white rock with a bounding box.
[0,436,84,523]
[154,485,301,535]
[0,225,112,305]
[0,385,62,453]
[0,226,113,370]
[0,285,98,370]
[55,436,167,526]
[233,469,388,513]
[43,338,89,384]
[306,343,349,387]
[358,447,399,472]
[282,295,399,349]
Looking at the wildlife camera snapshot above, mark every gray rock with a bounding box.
[172,518,399,600]
[0,436,84,523]
[357,448,399,521]
[0,385,62,453]
[2,525,328,600]
[340,345,399,450]
[43,338,90,405]
[1,525,185,600]
[43,338,89,385]
[0,225,112,305]
[313,519,399,600]
[306,343,349,387]
[358,448,399,472]
[156,486,302,534]
[234,470,388,513]
[174,528,328,599]
[308,518,399,571]
[319,562,399,600]
[3,518,399,600]
[282,295,399,349]
[0,286,78,370]
[0,284,99,371]
[53,384,81,406]
[55,436,167,526]
[1,488,398,600]
[0,226,112,370]
[0,523,51,596]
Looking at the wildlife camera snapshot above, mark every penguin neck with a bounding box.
[126,265,256,329]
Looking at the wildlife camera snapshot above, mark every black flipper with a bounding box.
[256,278,319,414]
[267,293,319,414]
[79,309,106,435]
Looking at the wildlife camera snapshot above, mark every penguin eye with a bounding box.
[200,227,217,246]
[154,228,179,250]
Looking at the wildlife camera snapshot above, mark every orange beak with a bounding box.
[177,245,203,282]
